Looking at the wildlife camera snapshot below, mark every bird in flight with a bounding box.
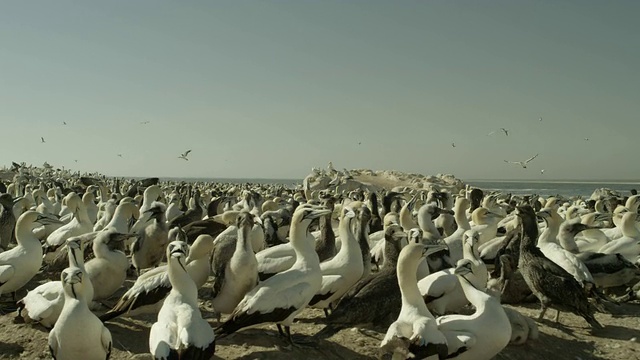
[504,153,539,168]
[451,142,456,148]
[178,150,191,161]
[41,137,46,143]
[63,121,67,125]
[584,137,590,141]
[117,154,123,158]
[140,121,150,125]
[74,159,78,163]
[500,128,509,136]
[539,117,542,122]
[541,169,545,174]
[487,131,496,136]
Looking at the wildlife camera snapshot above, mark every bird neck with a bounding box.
[462,240,480,261]
[454,201,471,230]
[68,246,86,272]
[168,257,198,305]
[458,273,488,312]
[621,215,640,238]
[398,256,428,311]
[236,224,254,254]
[16,221,39,248]
[519,215,540,252]
[291,221,320,269]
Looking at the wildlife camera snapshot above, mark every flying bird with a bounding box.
[584,137,589,141]
[487,131,496,136]
[63,121,67,125]
[539,117,542,122]
[41,137,46,143]
[451,142,456,148]
[117,154,123,158]
[178,150,191,161]
[541,169,545,174]
[504,154,539,168]
[140,121,150,125]
[74,160,78,163]
[501,128,509,136]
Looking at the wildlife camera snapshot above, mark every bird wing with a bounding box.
[0,264,15,285]
[210,238,234,299]
[101,325,112,359]
[525,154,539,163]
[149,321,177,360]
[184,150,191,156]
[308,275,344,306]
[503,160,520,165]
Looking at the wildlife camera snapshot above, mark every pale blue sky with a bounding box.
[1,1,639,180]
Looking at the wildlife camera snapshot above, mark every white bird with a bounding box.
[45,193,93,250]
[100,231,213,322]
[210,211,259,317]
[437,259,511,360]
[541,169,545,175]
[149,241,216,360]
[216,206,330,347]
[308,206,363,314]
[85,231,131,301]
[418,230,487,316]
[178,149,192,161]
[380,242,449,360]
[1,211,62,300]
[504,154,539,168]
[599,211,640,262]
[48,267,112,360]
[17,236,94,328]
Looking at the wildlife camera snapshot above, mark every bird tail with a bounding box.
[583,313,603,330]
[585,283,618,314]
[313,324,344,340]
[215,319,243,339]
[99,308,127,323]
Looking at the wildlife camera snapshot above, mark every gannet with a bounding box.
[318,224,408,338]
[503,153,539,168]
[82,188,99,225]
[48,267,112,360]
[380,242,449,360]
[149,241,216,359]
[515,206,602,329]
[100,232,213,322]
[17,236,94,328]
[599,211,640,262]
[216,206,330,347]
[178,149,192,161]
[308,206,363,315]
[93,199,117,232]
[418,230,487,315]
[85,231,131,301]
[0,193,20,251]
[1,211,62,300]
[210,211,258,317]
[443,197,472,265]
[437,259,511,360]
[46,193,93,250]
[132,202,169,274]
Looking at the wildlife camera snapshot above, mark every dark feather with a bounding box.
[216,307,297,338]
[100,283,171,322]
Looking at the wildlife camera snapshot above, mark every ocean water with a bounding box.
[157,177,639,198]
[465,180,640,198]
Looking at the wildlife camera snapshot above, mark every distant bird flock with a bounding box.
[0,161,638,360]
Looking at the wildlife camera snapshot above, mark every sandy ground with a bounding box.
[1,267,640,360]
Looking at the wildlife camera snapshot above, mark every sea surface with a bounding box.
[465,180,640,198]
[159,177,640,198]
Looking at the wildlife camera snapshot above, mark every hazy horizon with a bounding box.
[2,1,639,181]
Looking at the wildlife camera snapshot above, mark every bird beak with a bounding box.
[423,244,448,257]
[454,262,473,276]
[392,231,408,240]
[36,214,64,225]
[304,208,332,220]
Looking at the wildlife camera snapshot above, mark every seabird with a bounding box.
[308,206,363,316]
[380,242,449,360]
[16,236,94,328]
[0,193,21,251]
[178,149,192,161]
[501,128,509,136]
[451,142,456,148]
[503,154,539,169]
[216,206,330,347]
[418,230,487,315]
[41,137,46,143]
[315,196,337,262]
[132,202,169,274]
[210,211,259,317]
[117,154,123,158]
[318,224,408,338]
[84,231,132,301]
[515,205,602,329]
[100,232,213,322]
[436,259,512,360]
[1,211,62,301]
[63,121,67,125]
[48,267,112,360]
[149,241,216,359]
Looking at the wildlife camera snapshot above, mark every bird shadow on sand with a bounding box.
[497,331,605,360]
[0,342,25,357]
[593,323,640,341]
[217,328,372,360]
